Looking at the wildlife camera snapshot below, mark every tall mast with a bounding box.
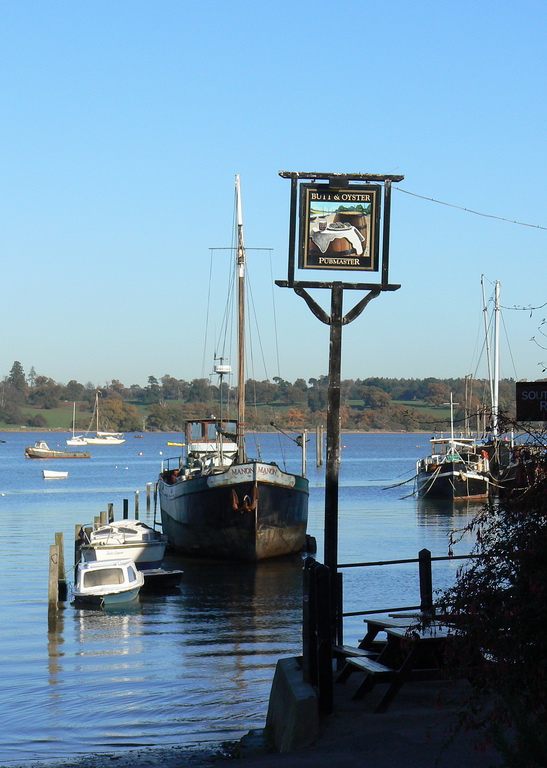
[482,275,494,436]
[492,280,500,439]
[235,175,246,463]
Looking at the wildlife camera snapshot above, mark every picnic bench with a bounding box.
[336,616,453,713]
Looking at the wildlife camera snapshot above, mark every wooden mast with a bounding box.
[235,175,246,463]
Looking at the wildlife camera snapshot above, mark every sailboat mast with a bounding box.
[493,280,500,439]
[235,175,246,463]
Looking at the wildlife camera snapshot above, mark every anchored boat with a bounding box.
[79,519,167,570]
[25,440,90,459]
[72,559,144,606]
[158,176,309,561]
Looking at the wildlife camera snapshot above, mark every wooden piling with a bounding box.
[55,532,67,600]
[123,498,128,519]
[135,490,139,519]
[146,483,152,511]
[316,425,323,466]
[75,524,83,567]
[108,502,114,523]
[48,544,59,615]
[100,510,107,526]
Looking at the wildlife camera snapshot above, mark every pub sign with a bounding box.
[516,381,547,421]
[299,184,381,271]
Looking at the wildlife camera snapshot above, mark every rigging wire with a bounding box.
[395,187,547,231]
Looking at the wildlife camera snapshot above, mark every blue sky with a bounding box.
[1,0,546,388]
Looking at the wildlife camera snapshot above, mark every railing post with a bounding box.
[419,548,433,614]
[315,563,333,715]
[302,557,317,684]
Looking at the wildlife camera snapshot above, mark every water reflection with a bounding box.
[47,606,65,685]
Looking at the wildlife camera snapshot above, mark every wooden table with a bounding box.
[338,620,453,713]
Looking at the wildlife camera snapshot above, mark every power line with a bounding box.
[395,187,547,231]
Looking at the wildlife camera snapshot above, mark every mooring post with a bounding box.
[419,548,433,615]
[100,510,107,526]
[108,503,114,522]
[146,483,152,511]
[123,498,128,519]
[74,524,83,567]
[316,424,323,467]
[135,490,139,519]
[48,544,59,616]
[55,532,67,601]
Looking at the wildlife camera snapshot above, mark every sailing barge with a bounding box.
[158,177,309,561]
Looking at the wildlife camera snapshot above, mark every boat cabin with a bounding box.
[186,419,238,464]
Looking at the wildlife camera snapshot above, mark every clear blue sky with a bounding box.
[1,0,546,388]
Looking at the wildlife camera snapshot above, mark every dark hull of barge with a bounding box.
[416,464,490,500]
[158,462,309,562]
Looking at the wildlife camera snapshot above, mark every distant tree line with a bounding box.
[0,361,517,432]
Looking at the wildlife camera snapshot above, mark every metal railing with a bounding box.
[302,549,478,714]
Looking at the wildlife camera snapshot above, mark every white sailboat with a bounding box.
[84,393,126,445]
[67,402,88,447]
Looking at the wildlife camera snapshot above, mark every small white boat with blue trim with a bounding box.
[72,558,144,606]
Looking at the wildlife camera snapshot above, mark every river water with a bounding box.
[0,431,480,765]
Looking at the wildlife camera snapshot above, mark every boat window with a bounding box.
[127,566,137,582]
[189,422,205,441]
[83,568,124,587]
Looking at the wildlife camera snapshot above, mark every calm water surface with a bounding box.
[0,431,480,765]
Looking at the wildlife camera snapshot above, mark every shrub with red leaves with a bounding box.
[439,476,547,767]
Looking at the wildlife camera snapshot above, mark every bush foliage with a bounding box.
[439,463,547,767]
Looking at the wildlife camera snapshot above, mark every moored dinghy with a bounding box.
[79,519,168,571]
[72,558,144,606]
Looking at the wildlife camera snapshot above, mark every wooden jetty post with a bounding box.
[48,544,59,616]
[55,532,67,601]
[123,498,129,519]
[135,490,139,519]
[74,524,83,566]
[316,425,323,467]
[108,502,114,522]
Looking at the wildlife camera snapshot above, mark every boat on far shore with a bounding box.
[25,440,90,459]
[82,392,125,445]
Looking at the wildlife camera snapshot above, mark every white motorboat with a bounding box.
[79,519,167,570]
[42,470,68,479]
[72,558,144,606]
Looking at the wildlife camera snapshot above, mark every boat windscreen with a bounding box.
[83,568,125,587]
